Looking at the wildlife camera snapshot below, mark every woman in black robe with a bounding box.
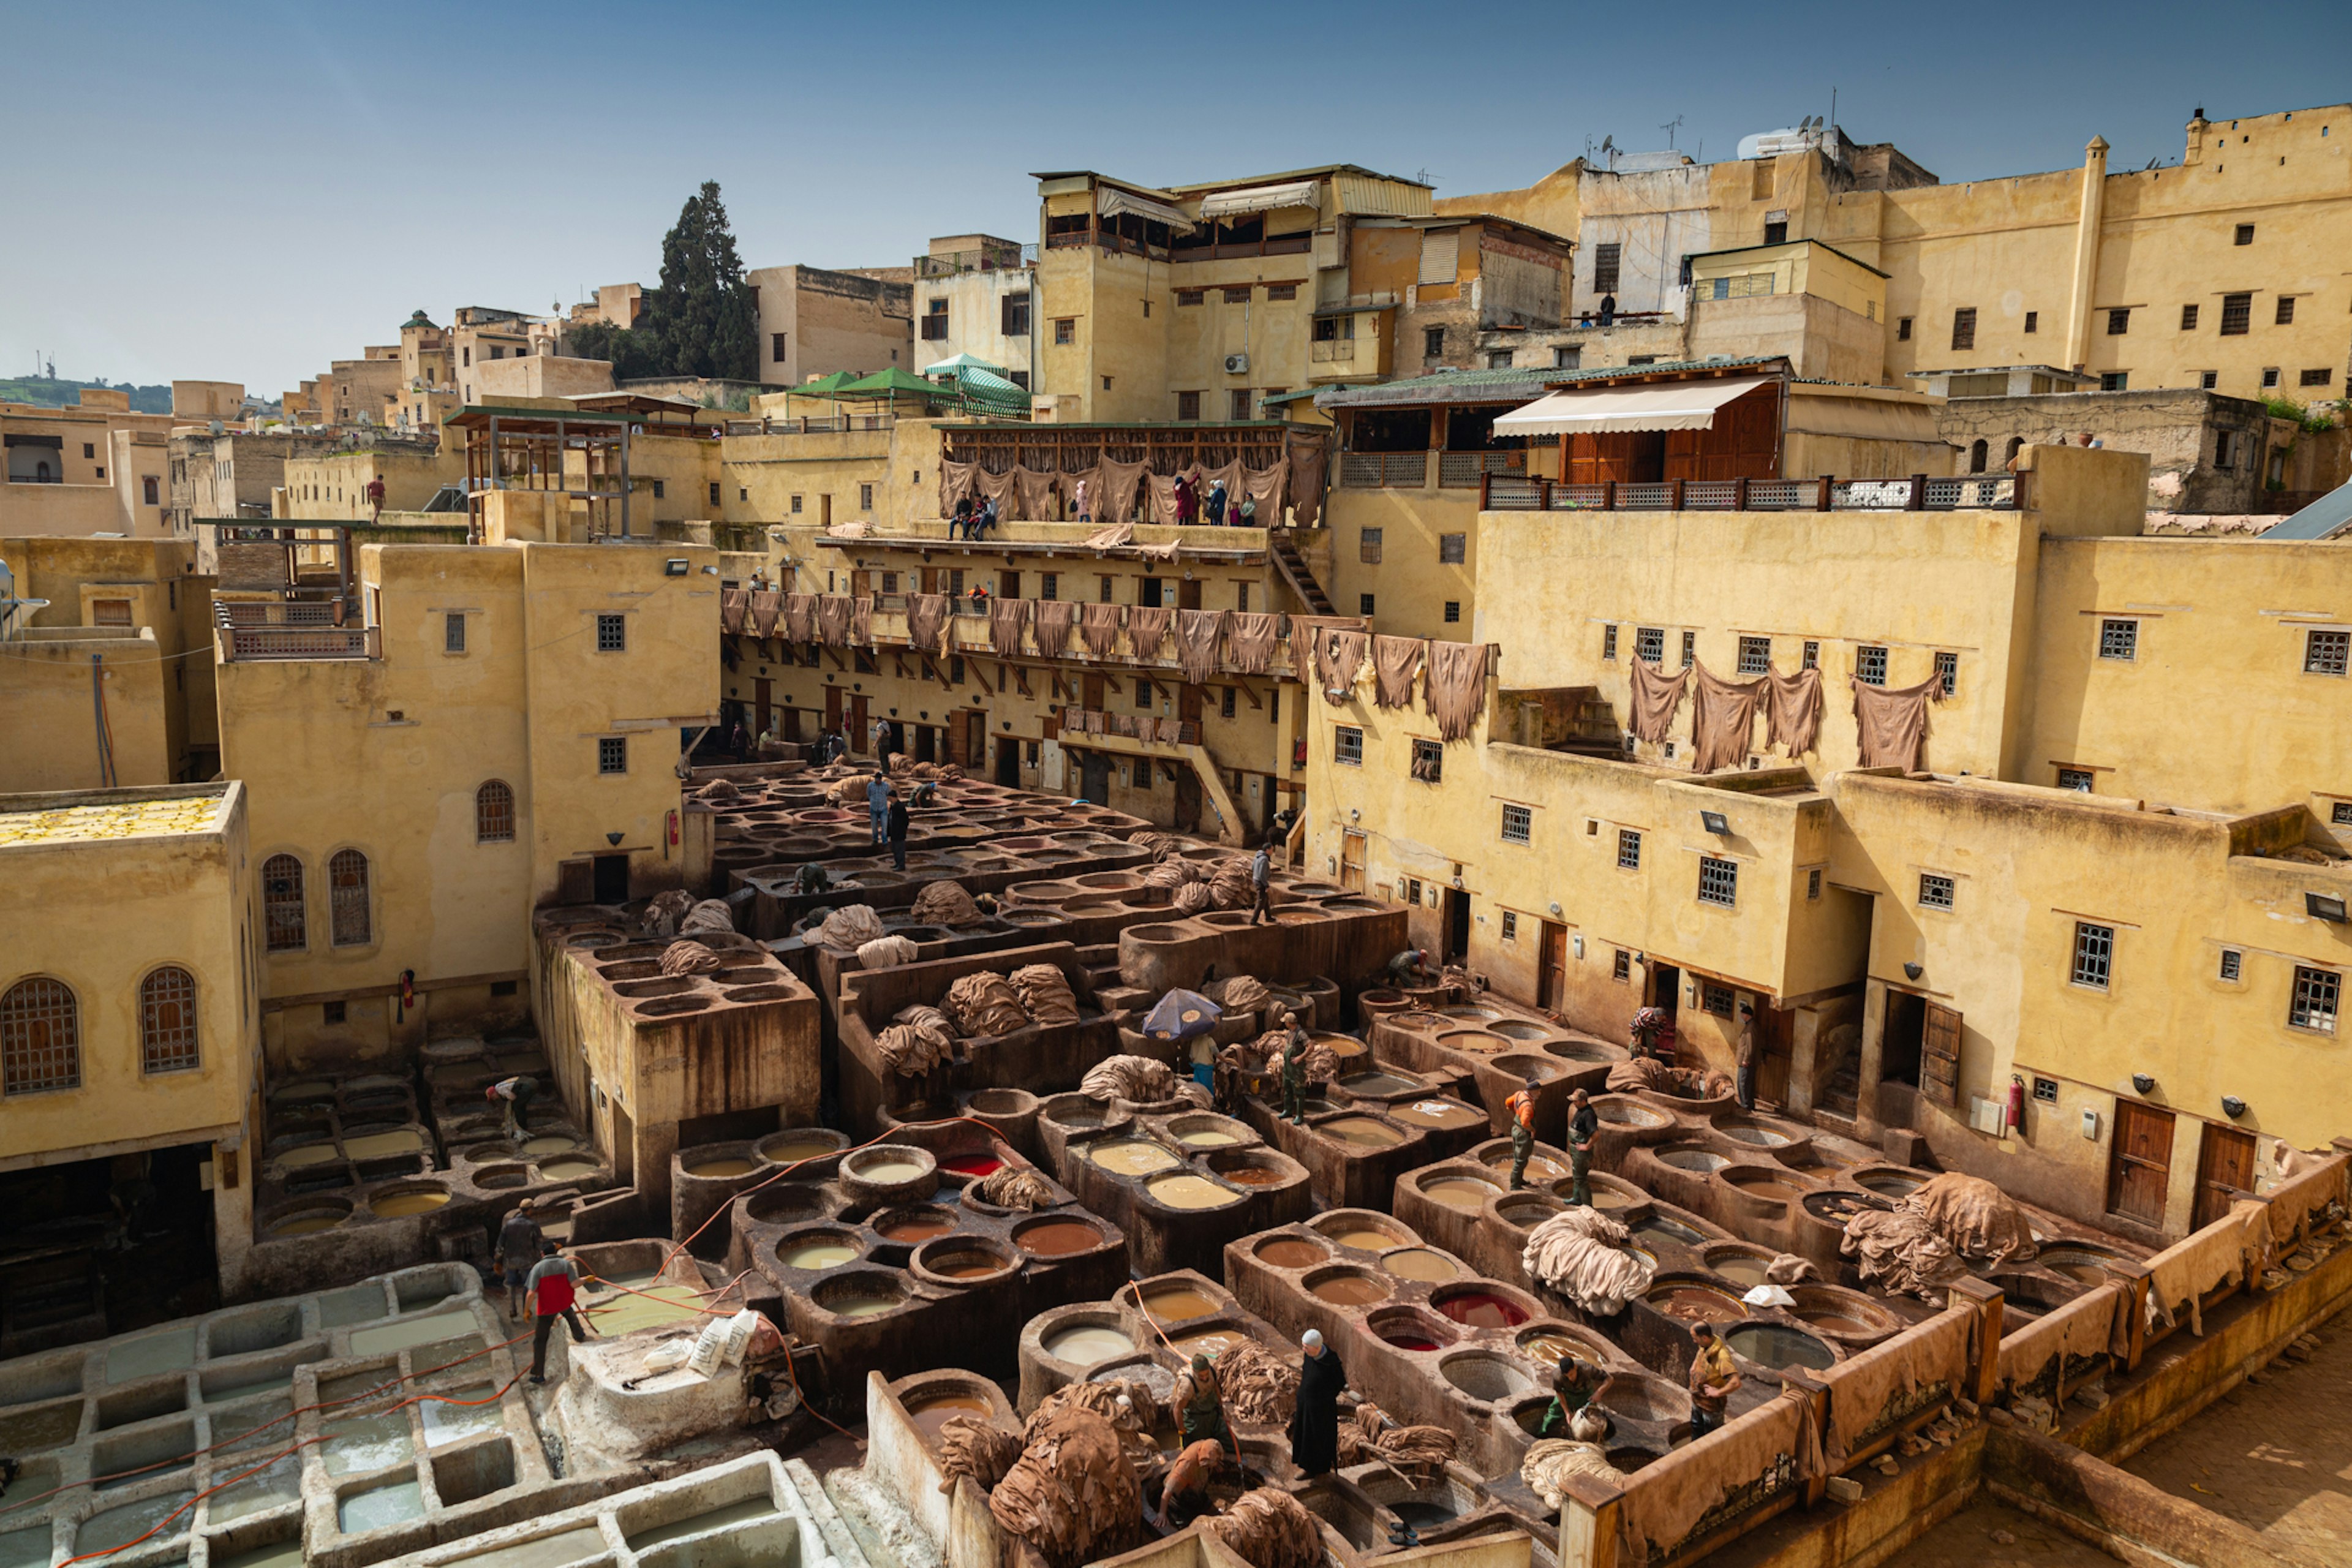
[1287,1329,1346,1476]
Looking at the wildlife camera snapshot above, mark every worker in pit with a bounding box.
[486,1073,537,1144]
[1160,1438,1226,1528]
[1566,1088,1599,1207]
[1504,1074,1542,1189]
[1686,1321,1743,1439]
[1536,1354,1610,1439]
[1279,1023,1313,1124]
[1172,1352,1235,1456]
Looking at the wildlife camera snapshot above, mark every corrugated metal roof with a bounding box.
[1333,172,1436,217]
[2258,479,2352,541]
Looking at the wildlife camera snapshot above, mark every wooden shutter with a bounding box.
[1920,1002,1962,1109]
[1417,230,1460,287]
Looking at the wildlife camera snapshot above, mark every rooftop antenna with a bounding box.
[1659,115,1684,148]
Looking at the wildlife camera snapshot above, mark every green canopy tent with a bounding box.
[922,352,1009,377]
[834,366,956,406]
[949,364,1033,419]
[772,369,859,419]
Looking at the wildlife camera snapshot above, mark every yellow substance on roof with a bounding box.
[0,796,222,846]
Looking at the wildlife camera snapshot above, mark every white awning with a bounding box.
[1098,186,1197,234]
[1493,376,1773,436]
[1197,179,1321,219]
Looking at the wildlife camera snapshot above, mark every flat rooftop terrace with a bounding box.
[0,785,230,848]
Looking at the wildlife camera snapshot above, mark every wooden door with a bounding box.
[783,706,802,742]
[1001,570,1021,600]
[1340,829,1366,893]
[1178,684,1204,736]
[850,570,871,598]
[1538,922,1568,1012]
[2107,1099,2176,1227]
[1082,674,1105,710]
[2193,1123,2260,1231]
[1921,1003,1962,1109]
[753,677,772,736]
[849,695,869,753]
[1758,1004,1797,1106]
[824,685,843,736]
[995,737,1021,785]
[1178,578,1203,611]
[1174,765,1202,832]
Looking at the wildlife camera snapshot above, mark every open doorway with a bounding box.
[995,738,1020,785]
[1441,888,1471,965]
[1648,963,1682,1045]
[592,853,631,904]
[1079,754,1110,805]
[1881,990,1926,1088]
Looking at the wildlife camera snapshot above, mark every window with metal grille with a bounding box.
[1807,868,1822,900]
[1443,601,1460,624]
[860,483,874,510]
[1358,528,1382,564]
[1635,626,1664,664]
[1423,327,1446,359]
[1702,981,1735,1017]
[2057,767,2094,791]
[1218,687,1235,720]
[1135,679,1154,709]
[2302,369,2334,387]
[2220,293,2252,334]
[1613,949,1631,981]
[2098,619,2138,660]
[2201,371,2219,390]
[1040,573,1058,601]
[2263,368,2281,388]
[329,849,371,947]
[1,978,80,1095]
[1334,726,1363,765]
[1054,318,1076,345]
[1227,390,1252,421]
[1896,317,1912,341]
[1591,244,1621,295]
[1919,873,1954,910]
[2023,311,2038,333]
[1236,584,1248,611]
[1501,910,1518,940]
[2276,296,2297,325]
[596,614,625,652]
[1617,829,1642,869]
[1410,739,1443,782]
[1935,650,1959,697]
[1802,640,1819,669]
[140,967,199,1074]
[2106,307,2131,335]
[262,854,306,952]
[1359,594,1375,616]
[1438,533,1465,564]
[2219,948,2243,982]
[1177,289,1204,307]
[2334,802,2352,826]
[2071,922,2113,989]
[598,736,627,775]
[1950,308,1977,350]
[1602,624,1618,660]
[2291,966,2339,1032]
[2235,224,2255,246]
[1736,636,1771,675]
[1099,575,1114,603]
[652,480,665,499]
[1698,856,1738,907]
[1267,284,1297,301]
[1680,630,1696,666]
[1501,804,1532,844]
[1223,287,1252,304]
[1855,645,1887,685]
[2306,630,2350,675]
[477,780,515,843]
[2180,304,2199,331]
[439,611,464,654]
[1176,391,1200,422]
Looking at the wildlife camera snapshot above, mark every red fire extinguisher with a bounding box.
[667,809,680,848]
[2007,1074,2027,1135]
[396,968,417,1023]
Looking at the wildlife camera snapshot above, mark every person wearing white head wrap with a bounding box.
[1289,1327,1346,1476]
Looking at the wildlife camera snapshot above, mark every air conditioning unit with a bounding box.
[1224,353,1250,375]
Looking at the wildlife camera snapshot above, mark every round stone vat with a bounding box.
[810,1270,911,1321]
[1439,1351,1537,1404]
[755,1128,849,1176]
[1253,1234,1332,1270]
[1494,1191,1566,1231]
[840,1145,938,1204]
[1724,1320,1838,1372]
[1429,1283,1534,1330]
[742,1182,829,1229]
[1643,1274,1747,1326]
[1698,1243,1779,1289]
[1656,1145,1729,1173]
[774,1227,864,1272]
[1852,1166,1928,1199]
[1011,1215,1109,1259]
[366,1183,452,1219]
[1303,1264,1392,1308]
[1591,1096,1672,1129]
[1366,1305,1460,1354]
[911,1236,1017,1286]
[260,1196,352,1239]
[1784,1285,1902,1345]
[1313,1213,1414,1253]
[1596,1372,1691,1427]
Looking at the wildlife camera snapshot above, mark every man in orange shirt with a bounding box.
[1504,1074,1540,1189]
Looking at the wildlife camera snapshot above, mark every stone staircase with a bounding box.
[1270,531,1336,616]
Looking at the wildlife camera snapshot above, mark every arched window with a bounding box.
[140,967,200,1074]
[1968,439,1988,474]
[2,978,81,1095]
[262,854,306,952]
[476,780,516,843]
[2005,435,2025,466]
[329,850,372,947]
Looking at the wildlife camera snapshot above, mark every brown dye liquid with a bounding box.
[877,1213,956,1243]
[1310,1275,1389,1306]
[1016,1221,1102,1256]
[934,1259,1008,1280]
[1393,1100,1482,1129]
[1322,1117,1401,1148]
[1800,1312,1876,1335]
[1219,1166,1286,1187]
[1709,1254,1772,1287]
[1485,1150,1568,1182]
[908,1393,992,1441]
[1255,1238,1328,1269]
[685,1156,757,1178]
[1139,1287,1218,1321]
[1170,1328,1248,1357]
[1649,1286,1742,1324]
[1381,1248,1460,1281]
[1420,1177,1498,1213]
[1330,1227,1400,1251]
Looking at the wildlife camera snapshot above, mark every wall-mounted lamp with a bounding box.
[1902,962,1923,981]
[1548,901,1562,916]
[605,832,624,846]
[2306,891,2348,922]
[1350,808,1360,821]
[2132,1072,2156,1095]
[1632,951,1646,965]
[1572,935,1585,959]
[1327,855,1337,873]
[701,564,719,576]
[1700,810,1731,835]
[888,707,898,717]
[663,558,689,576]
[2221,1095,2248,1118]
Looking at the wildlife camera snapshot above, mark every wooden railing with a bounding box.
[1480,472,2025,511]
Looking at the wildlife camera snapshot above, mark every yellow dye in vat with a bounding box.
[1086,1140,1180,1176]
[829,1295,900,1318]
[853,1158,927,1183]
[685,1156,757,1178]
[272,1144,339,1169]
[538,1158,598,1182]
[1483,1148,1567,1182]
[1145,1174,1240,1210]
[582,1270,707,1335]
[344,1129,424,1160]
[1330,1227,1400,1251]
[1178,1129,1240,1148]
[763,1137,838,1165]
[268,1212,345,1237]
[781,1242,857,1269]
[348,1311,479,1356]
[1382,1248,1461,1281]
[520,1136,578,1156]
[1042,1325,1134,1366]
[1138,1286,1218,1321]
[1170,1328,1248,1357]
[1420,1177,1498,1214]
[371,1189,451,1217]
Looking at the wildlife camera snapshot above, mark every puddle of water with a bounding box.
[216,1542,306,1568]
[77,1491,195,1553]
[444,1525,610,1568]
[209,1453,304,1522]
[348,1311,479,1357]
[107,1326,196,1384]
[322,1412,415,1476]
[318,1285,390,1329]
[624,1496,779,1552]
[421,1386,503,1448]
[338,1477,426,1534]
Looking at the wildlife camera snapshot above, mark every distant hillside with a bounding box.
[0,376,174,414]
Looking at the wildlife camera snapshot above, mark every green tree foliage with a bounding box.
[643,181,757,382]
[564,320,665,382]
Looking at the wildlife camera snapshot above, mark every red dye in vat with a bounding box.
[943,1153,1005,1177]
[1380,1330,1441,1351]
[1437,1291,1526,1329]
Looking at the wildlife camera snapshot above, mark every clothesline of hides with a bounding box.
[1324,633,1496,740]
[1623,658,1943,767]
[1060,709,1191,743]
[937,455,1305,527]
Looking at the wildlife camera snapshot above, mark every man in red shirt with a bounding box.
[364,475,386,521]
[526,1241,595,1384]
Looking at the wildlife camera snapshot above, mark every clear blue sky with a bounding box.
[4,0,2345,396]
